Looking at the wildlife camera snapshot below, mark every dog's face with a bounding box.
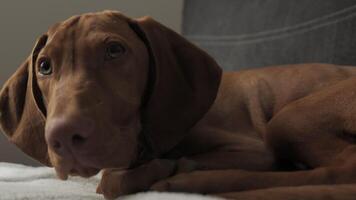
[0,10,222,179]
[37,12,149,178]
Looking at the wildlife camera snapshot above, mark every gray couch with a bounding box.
[183,0,356,70]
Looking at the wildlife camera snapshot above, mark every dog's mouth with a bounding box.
[48,149,101,180]
[47,123,141,180]
[49,142,136,180]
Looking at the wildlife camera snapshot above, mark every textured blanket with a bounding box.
[0,162,222,200]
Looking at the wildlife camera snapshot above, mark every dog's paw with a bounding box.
[96,169,133,199]
[96,159,177,199]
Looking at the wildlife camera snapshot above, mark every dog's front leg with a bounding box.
[96,158,197,199]
[150,167,337,194]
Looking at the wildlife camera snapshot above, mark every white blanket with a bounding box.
[0,162,222,200]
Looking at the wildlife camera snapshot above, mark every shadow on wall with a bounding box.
[0,0,183,166]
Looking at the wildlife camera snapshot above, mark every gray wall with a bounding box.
[0,0,183,166]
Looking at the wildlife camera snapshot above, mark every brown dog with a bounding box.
[3,10,356,199]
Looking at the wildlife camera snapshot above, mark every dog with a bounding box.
[3,10,356,199]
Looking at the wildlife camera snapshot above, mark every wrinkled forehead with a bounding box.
[46,11,132,45]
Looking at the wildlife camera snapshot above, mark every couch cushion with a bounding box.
[183,0,356,70]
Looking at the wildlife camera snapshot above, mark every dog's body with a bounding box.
[4,11,356,199]
[179,64,356,170]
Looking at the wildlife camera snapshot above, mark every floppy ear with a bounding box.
[0,35,51,166]
[129,17,222,155]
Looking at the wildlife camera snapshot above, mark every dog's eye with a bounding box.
[38,59,53,76]
[106,42,125,60]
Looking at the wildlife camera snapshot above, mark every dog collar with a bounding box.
[129,22,157,168]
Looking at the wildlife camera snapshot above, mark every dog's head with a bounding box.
[0,11,221,179]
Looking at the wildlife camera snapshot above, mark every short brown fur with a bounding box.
[3,11,356,200]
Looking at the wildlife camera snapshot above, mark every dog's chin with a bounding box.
[67,166,101,178]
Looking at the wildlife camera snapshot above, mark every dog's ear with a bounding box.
[0,35,51,166]
[129,17,222,155]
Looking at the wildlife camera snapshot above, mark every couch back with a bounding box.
[183,0,356,70]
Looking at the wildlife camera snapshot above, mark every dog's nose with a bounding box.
[45,116,93,156]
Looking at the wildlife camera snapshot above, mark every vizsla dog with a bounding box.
[3,10,356,199]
